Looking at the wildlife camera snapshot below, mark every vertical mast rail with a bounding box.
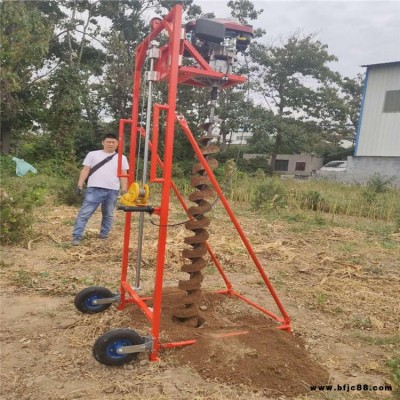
[149,4,183,361]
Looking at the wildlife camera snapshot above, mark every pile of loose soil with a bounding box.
[125,288,330,397]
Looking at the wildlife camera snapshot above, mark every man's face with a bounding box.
[102,138,118,153]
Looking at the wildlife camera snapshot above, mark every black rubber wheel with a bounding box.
[93,329,144,366]
[74,286,114,314]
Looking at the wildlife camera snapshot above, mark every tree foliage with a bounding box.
[340,73,364,141]
[248,33,351,166]
[227,0,265,37]
[0,0,362,174]
[0,0,54,154]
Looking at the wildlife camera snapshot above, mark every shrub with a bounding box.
[221,159,237,196]
[0,187,35,244]
[0,173,63,244]
[252,178,287,211]
[367,173,394,193]
[361,188,377,204]
[394,213,400,233]
[0,154,15,177]
[300,190,326,211]
[56,177,83,206]
[238,157,272,175]
[35,159,80,178]
[254,168,266,180]
[172,160,194,179]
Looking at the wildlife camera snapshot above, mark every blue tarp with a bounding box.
[12,157,38,177]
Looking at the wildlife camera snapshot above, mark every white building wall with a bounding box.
[320,156,400,187]
[356,63,400,157]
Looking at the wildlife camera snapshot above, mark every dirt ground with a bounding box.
[0,197,399,400]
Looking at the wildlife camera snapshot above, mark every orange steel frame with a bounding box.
[116,4,291,362]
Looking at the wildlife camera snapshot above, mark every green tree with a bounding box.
[0,0,53,154]
[101,0,212,121]
[249,34,347,168]
[340,73,364,144]
[99,0,218,163]
[44,0,107,161]
[100,0,153,121]
[213,0,265,150]
[227,0,265,37]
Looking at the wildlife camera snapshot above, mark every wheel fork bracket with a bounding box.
[92,295,120,305]
[116,336,153,354]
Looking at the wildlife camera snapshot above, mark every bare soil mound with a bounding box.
[124,288,329,397]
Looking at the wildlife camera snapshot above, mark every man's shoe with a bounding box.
[99,235,108,240]
[71,239,81,246]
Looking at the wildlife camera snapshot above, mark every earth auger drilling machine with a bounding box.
[74,4,291,366]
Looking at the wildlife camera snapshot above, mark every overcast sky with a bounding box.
[194,0,400,78]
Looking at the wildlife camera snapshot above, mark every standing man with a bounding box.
[72,133,129,245]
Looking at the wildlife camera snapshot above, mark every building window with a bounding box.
[383,90,400,113]
[274,160,289,171]
[295,162,306,171]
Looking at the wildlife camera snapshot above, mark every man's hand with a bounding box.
[76,186,84,196]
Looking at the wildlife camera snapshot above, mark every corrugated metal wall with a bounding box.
[356,63,400,157]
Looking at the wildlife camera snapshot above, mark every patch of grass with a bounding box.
[337,243,356,254]
[348,315,373,330]
[367,173,394,193]
[61,219,75,226]
[78,277,95,286]
[287,224,311,234]
[313,214,326,226]
[315,291,328,306]
[11,270,33,287]
[58,242,73,249]
[380,239,398,250]
[387,356,400,397]
[251,178,287,211]
[0,259,13,268]
[348,255,364,264]
[331,306,345,315]
[60,277,71,285]
[354,334,400,346]
[270,272,287,289]
[283,212,307,223]
[363,265,383,275]
[204,264,217,275]
[287,219,321,234]
[238,176,400,222]
[103,281,119,291]
[354,220,396,237]
[8,268,75,294]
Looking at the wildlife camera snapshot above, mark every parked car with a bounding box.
[313,160,347,180]
[319,160,347,172]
